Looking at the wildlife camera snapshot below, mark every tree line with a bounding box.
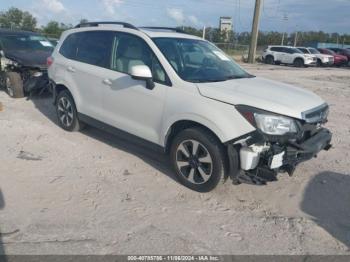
[1,7,349,46]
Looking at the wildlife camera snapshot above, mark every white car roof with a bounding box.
[140,29,202,40]
[65,23,203,41]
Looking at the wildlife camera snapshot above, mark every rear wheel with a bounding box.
[294,58,304,67]
[265,55,274,65]
[170,127,226,192]
[5,72,24,98]
[56,90,84,132]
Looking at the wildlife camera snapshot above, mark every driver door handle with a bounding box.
[67,66,76,73]
[102,79,112,86]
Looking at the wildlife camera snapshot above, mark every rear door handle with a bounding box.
[67,66,76,73]
[102,79,112,86]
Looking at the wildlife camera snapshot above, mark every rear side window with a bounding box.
[270,47,283,52]
[59,33,79,59]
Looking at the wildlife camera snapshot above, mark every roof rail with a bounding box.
[139,27,186,33]
[75,21,139,30]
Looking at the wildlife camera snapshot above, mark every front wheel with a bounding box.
[170,127,226,192]
[294,58,304,67]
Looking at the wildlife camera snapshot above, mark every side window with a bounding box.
[111,33,169,85]
[270,47,278,52]
[75,31,114,68]
[59,33,79,59]
[283,48,291,54]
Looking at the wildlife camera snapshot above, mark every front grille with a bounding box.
[301,103,329,123]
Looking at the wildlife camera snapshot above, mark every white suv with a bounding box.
[48,22,332,192]
[263,45,317,67]
[297,47,334,67]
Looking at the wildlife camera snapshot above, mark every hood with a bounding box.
[334,54,348,60]
[316,54,333,59]
[4,50,52,69]
[196,77,325,120]
[304,54,316,58]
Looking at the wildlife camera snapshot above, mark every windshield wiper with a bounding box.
[225,74,255,80]
[190,78,227,83]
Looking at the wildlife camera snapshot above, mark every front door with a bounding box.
[100,33,170,145]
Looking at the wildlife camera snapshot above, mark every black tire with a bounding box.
[316,59,323,67]
[265,55,274,65]
[294,58,304,67]
[56,90,84,132]
[170,127,226,192]
[5,72,24,98]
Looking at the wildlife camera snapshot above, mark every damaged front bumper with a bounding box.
[228,127,332,185]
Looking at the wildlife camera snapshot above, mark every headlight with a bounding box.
[254,113,297,135]
[236,105,298,136]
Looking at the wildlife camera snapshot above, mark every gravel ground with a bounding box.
[0,64,349,255]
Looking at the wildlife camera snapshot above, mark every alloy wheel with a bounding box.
[57,97,74,127]
[175,139,213,184]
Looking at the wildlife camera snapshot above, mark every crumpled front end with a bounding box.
[228,104,332,185]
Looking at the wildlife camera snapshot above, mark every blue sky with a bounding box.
[1,0,349,33]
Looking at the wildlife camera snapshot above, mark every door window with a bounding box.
[75,31,114,68]
[110,33,169,85]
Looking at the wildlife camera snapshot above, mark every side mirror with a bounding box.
[130,65,155,90]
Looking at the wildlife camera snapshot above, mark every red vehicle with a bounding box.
[317,48,348,66]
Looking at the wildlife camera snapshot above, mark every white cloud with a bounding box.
[102,0,124,15]
[188,15,200,26]
[167,8,185,24]
[41,0,65,14]
[167,8,202,27]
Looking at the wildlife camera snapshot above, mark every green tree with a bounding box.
[42,21,72,38]
[0,7,37,31]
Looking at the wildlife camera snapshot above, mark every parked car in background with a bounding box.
[0,29,54,98]
[326,48,350,66]
[317,48,348,67]
[297,47,334,67]
[48,22,332,192]
[48,37,59,47]
[262,46,317,67]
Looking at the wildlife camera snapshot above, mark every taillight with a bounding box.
[47,56,53,67]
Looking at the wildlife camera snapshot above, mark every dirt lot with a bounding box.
[0,64,349,255]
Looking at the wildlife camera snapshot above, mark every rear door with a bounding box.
[63,31,115,120]
[271,47,283,62]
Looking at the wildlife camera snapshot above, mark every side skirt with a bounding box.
[78,113,165,154]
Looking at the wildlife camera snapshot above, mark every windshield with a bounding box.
[290,48,303,54]
[153,38,252,83]
[0,34,54,52]
[298,48,309,54]
[325,49,335,55]
[309,48,320,54]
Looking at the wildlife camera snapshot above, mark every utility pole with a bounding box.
[248,0,262,63]
[293,31,298,47]
[202,26,206,39]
